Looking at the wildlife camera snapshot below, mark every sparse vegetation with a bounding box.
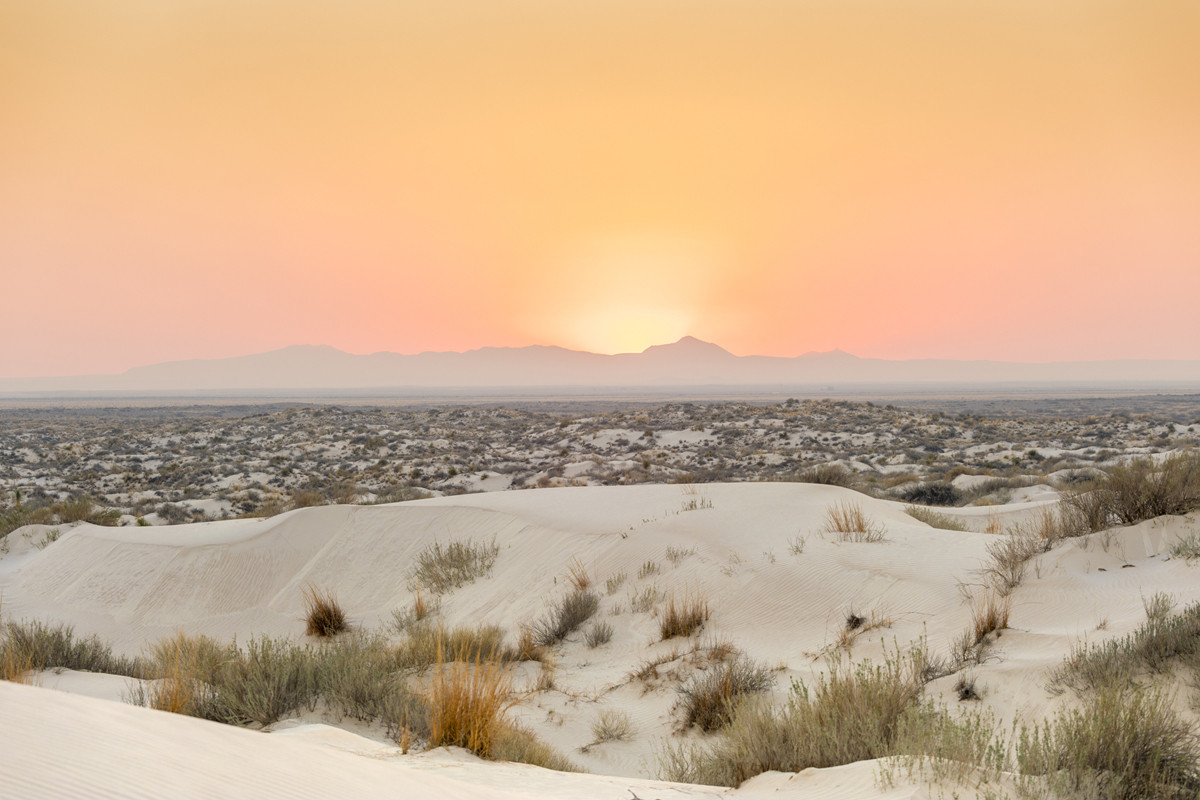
[822,501,886,543]
[584,621,613,648]
[970,591,1010,643]
[408,537,500,595]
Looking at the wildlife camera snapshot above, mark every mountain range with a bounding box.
[3,337,1198,394]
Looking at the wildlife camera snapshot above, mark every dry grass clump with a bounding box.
[532,589,600,647]
[822,501,886,543]
[971,591,1011,643]
[660,591,710,640]
[590,708,636,743]
[903,506,968,531]
[136,632,231,716]
[492,720,579,771]
[584,621,613,648]
[565,557,591,591]
[1016,684,1200,800]
[659,649,927,786]
[397,623,508,670]
[302,585,348,637]
[604,571,627,595]
[677,656,774,732]
[835,609,895,651]
[424,643,516,757]
[408,537,500,594]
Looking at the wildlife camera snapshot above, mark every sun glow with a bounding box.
[569,307,692,354]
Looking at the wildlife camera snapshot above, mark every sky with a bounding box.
[2,1,1199,377]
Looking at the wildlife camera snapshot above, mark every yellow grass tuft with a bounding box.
[822,501,886,543]
[971,591,1010,643]
[660,591,710,640]
[425,639,517,757]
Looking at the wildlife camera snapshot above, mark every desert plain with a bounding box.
[3,396,1200,799]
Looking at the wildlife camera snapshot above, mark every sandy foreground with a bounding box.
[2,482,1197,798]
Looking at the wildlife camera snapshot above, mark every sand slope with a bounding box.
[3,483,1198,797]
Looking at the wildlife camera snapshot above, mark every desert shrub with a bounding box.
[53,496,120,526]
[638,560,660,579]
[1061,484,1112,534]
[822,501,886,543]
[660,591,710,640]
[1016,684,1200,800]
[0,503,56,536]
[1049,602,1200,695]
[585,621,613,648]
[900,482,962,507]
[1170,530,1200,561]
[665,545,696,565]
[590,708,635,743]
[904,506,968,531]
[677,657,774,732]
[2,619,141,676]
[302,585,348,637]
[630,585,660,613]
[315,631,403,722]
[982,529,1043,595]
[492,721,579,771]
[1102,453,1200,526]
[659,649,925,786]
[216,636,318,726]
[796,464,858,488]
[409,537,499,594]
[424,646,515,757]
[139,632,232,717]
[532,590,599,647]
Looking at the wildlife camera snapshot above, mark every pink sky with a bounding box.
[2,1,1198,377]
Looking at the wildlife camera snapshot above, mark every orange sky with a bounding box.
[2,1,1198,376]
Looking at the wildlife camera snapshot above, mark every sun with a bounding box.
[571,308,692,354]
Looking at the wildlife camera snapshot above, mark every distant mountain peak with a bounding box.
[640,336,734,358]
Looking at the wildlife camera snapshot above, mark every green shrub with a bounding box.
[1017,684,1200,800]
[216,636,319,726]
[2,619,141,677]
[904,506,968,531]
[900,482,962,507]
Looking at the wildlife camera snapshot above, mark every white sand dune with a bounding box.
[2,482,1198,798]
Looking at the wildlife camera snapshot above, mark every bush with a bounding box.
[822,501,886,543]
[982,530,1043,595]
[1171,530,1200,561]
[900,482,962,507]
[1017,684,1200,799]
[795,464,858,488]
[302,585,348,637]
[217,636,319,726]
[677,657,774,732]
[1102,453,1200,526]
[1049,602,1200,695]
[590,708,635,743]
[904,506,968,531]
[659,649,925,786]
[660,591,710,640]
[409,537,500,594]
[397,623,508,670]
[2,619,141,676]
[532,590,599,647]
[492,721,579,771]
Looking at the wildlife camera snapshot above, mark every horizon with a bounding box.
[3,2,1199,377]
